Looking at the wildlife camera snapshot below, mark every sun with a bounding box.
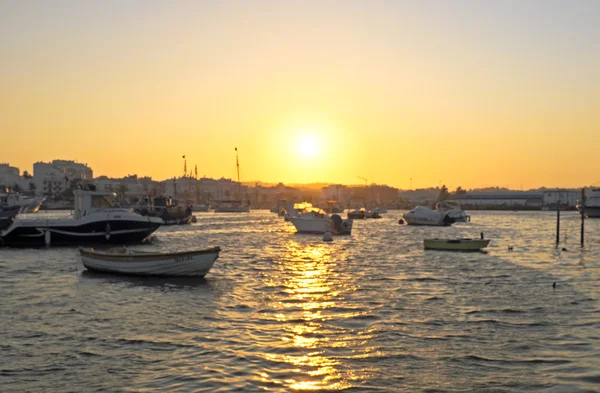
[299,135,318,157]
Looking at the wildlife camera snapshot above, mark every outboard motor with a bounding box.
[330,214,344,234]
[442,214,456,226]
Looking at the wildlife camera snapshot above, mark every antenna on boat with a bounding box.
[235,147,241,200]
[235,147,240,183]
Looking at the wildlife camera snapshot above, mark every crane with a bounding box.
[357,176,367,187]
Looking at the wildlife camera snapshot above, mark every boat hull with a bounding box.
[424,239,490,251]
[80,247,220,276]
[289,216,353,235]
[0,218,162,248]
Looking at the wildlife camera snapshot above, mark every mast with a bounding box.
[235,147,241,200]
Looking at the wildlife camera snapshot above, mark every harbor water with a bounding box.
[1,211,599,392]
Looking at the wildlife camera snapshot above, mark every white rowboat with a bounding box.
[424,238,490,251]
[80,246,221,276]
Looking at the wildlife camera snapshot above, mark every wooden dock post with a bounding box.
[581,188,585,247]
[556,204,560,246]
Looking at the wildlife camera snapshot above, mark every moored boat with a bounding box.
[80,246,221,276]
[347,208,366,219]
[402,206,454,226]
[135,196,193,225]
[1,188,162,247]
[289,207,353,235]
[423,238,490,251]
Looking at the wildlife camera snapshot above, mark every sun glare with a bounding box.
[299,135,318,157]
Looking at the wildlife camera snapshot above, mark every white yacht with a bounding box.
[436,200,471,222]
[579,188,600,218]
[1,188,163,247]
[402,206,454,226]
[289,206,353,235]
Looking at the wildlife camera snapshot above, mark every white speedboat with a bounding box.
[402,206,454,226]
[578,188,600,218]
[437,201,470,222]
[424,238,490,251]
[80,246,221,276]
[1,187,163,247]
[289,207,353,235]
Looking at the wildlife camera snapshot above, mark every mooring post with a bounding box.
[556,204,560,246]
[581,188,585,247]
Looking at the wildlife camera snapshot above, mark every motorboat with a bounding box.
[135,196,193,225]
[436,200,470,222]
[289,207,353,235]
[0,188,163,247]
[80,246,221,276]
[402,206,455,226]
[347,208,366,219]
[578,188,600,218]
[213,200,250,213]
[424,238,490,251]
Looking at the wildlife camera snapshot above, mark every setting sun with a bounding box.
[299,135,318,158]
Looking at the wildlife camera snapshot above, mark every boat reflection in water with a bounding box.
[257,240,370,391]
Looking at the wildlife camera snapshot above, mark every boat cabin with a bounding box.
[74,190,118,219]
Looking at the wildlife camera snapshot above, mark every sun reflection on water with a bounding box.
[259,240,360,390]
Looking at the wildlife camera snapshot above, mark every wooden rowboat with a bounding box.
[424,238,490,251]
[80,246,221,276]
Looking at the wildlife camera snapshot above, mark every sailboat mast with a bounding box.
[235,147,241,200]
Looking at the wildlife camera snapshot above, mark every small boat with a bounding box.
[402,206,454,226]
[135,196,193,225]
[347,208,366,219]
[289,207,353,235]
[80,246,221,276]
[424,238,490,251]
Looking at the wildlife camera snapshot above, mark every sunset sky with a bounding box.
[1,1,599,189]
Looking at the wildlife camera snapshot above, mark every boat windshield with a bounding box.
[91,194,116,208]
[294,202,313,210]
[301,207,326,215]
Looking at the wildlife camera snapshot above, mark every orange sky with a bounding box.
[1,1,599,190]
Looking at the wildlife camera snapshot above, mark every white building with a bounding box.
[0,163,32,193]
[0,163,21,188]
[92,175,157,202]
[33,160,93,197]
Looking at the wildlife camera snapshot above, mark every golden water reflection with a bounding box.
[260,240,361,391]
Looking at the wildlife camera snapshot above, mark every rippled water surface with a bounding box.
[1,211,600,392]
